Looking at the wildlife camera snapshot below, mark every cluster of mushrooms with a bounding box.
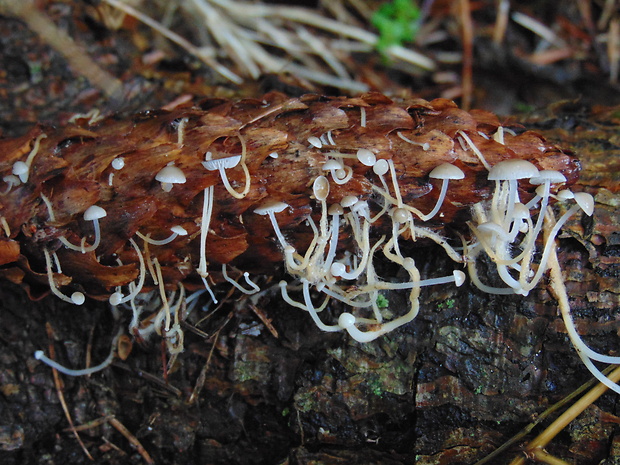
[0,93,616,393]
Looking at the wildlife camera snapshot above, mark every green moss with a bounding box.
[437,298,456,310]
[372,0,421,55]
[376,294,390,309]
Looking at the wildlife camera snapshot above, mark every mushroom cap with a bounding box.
[429,162,465,180]
[111,157,125,170]
[71,292,86,305]
[170,225,188,236]
[391,207,410,224]
[488,160,539,181]
[328,203,344,216]
[313,176,330,201]
[453,270,466,287]
[155,165,186,184]
[340,195,358,208]
[529,170,566,185]
[512,202,530,219]
[350,200,370,218]
[255,200,289,215]
[12,161,28,176]
[202,154,241,171]
[574,192,594,216]
[556,189,575,200]
[356,148,376,167]
[308,136,322,148]
[331,262,346,277]
[373,159,389,176]
[322,160,343,171]
[83,205,107,220]
[338,312,356,329]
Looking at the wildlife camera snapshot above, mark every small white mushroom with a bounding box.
[373,159,389,176]
[526,170,567,236]
[111,157,125,170]
[82,205,107,252]
[313,175,330,202]
[42,248,85,306]
[556,189,575,201]
[59,205,107,253]
[34,328,120,376]
[12,133,47,184]
[1,175,21,194]
[574,192,594,216]
[202,153,249,199]
[155,164,186,192]
[12,161,28,184]
[421,163,465,220]
[340,195,358,208]
[322,159,343,171]
[308,136,322,148]
[136,225,188,246]
[520,192,595,295]
[356,148,376,167]
[255,200,290,250]
[321,159,352,185]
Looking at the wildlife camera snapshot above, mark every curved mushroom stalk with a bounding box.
[108,238,146,306]
[42,248,85,306]
[202,151,251,200]
[136,225,188,246]
[11,133,47,184]
[546,228,620,394]
[419,163,465,221]
[58,205,107,254]
[527,170,567,238]
[34,328,122,377]
[222,264,260,295]
[322,159,353,185]
[518,192,594,294]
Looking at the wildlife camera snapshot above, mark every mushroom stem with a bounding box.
[114,238,147,305]
[301,279,342,333]
[34,328,122,377]
[222,264,260,295]
[519,199,585,294]
[421,178,450,221]
[42,248,85,305]
[198,186,218,304]
[136,226,187,246]
[547,236,620,394]
[58,205,107,253]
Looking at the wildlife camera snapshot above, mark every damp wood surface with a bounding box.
[0,93,580,301]
[1,2,620,465]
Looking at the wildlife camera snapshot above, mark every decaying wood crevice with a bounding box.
[0,92,579,302]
